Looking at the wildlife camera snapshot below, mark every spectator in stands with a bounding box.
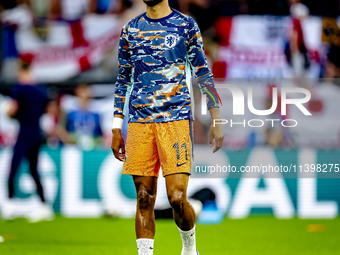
[324,46,340,83]
[321,17,340,79]
[93,0,117,13]
[9,0,55,41]
[40,98,64,147]
[92,0,132,14]
[49,0,92,48]
[64,84,103,150]
[285,0,310,80]
[50,0,94,21]
[264,97,284,148]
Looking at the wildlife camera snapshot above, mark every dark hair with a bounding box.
[21,61,31,70]
[20,54,34,70]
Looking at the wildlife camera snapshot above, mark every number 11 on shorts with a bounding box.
[173,142,188,163]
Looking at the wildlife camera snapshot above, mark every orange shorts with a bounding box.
[122,119,193,177]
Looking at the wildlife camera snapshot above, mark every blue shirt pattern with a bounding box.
[114,9,219,123]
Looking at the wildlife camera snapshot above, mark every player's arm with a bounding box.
[111,25,133,161]
[6,99,19,118]
[111,114,125,161]
[186,17,224,153]
[208,107,224,153]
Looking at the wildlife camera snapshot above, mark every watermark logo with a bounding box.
[201,84,312,128]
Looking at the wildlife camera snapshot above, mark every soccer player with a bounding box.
[111,0,224,254]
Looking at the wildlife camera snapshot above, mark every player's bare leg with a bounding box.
[133,176,157,255]
[166,173,197,255]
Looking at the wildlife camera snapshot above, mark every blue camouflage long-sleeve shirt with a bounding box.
[114,8,219,123]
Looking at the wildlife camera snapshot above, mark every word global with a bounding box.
[213,119,298,128]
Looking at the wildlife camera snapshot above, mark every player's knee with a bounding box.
[137,189,155,210]
[168,191,186,212]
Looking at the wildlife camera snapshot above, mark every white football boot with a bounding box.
[28,204,55,223]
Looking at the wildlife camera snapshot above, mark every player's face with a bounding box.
[143,0,164,7]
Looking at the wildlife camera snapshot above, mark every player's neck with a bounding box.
[80,99,89,110]
[146,1,172,20]
[18,70,35,85]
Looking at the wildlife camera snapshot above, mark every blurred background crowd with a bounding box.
[0,0,340,150]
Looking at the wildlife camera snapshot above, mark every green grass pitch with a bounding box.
[0,216,339,255]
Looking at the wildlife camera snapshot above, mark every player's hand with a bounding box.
[111,129,125,161]
[209,122,224,153]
